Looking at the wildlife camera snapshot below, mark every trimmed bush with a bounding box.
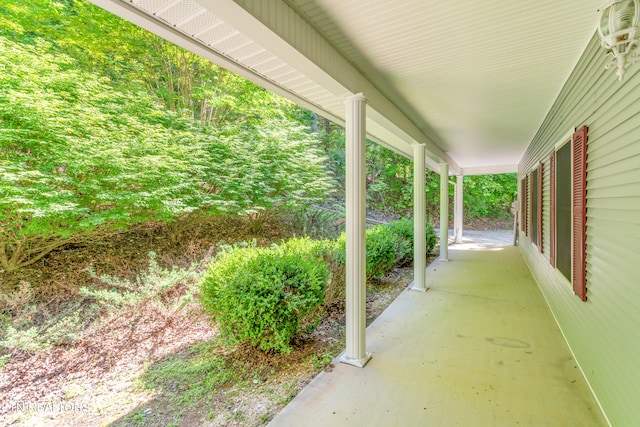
[336,219,437,280]
[385,218,413,265]
[335,224,396,280]
[363,225,397,279]
[200,237,331,354]
[386,218,437,265]
[424,221,437,254]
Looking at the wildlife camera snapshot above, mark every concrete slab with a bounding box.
[269,240,608,427]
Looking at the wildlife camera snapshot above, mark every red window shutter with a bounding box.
[549,151,556,267]
[537,162,543,252]
[522,176,529,236]
[520,178,525,233]
[572,126,588,301]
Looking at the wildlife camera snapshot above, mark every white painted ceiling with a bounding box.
[288,0,602,172]
[92,0,603,174]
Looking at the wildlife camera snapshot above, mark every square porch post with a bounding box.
[341,93,371,368]
[454,175,464,244]
[412,144,427,291]
[440,163,449,261]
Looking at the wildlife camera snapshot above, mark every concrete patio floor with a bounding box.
[269,237,609,427]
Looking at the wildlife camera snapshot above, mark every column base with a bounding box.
[340,352,372,368]
[410,282,428,292]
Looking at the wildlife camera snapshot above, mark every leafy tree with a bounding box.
[230,120,335,217]
[463,173,517,218]
[0,38,208,271]
[0,37,333,273]
[0,0,291,128]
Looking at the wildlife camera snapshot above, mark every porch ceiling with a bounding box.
[91,0,601,174]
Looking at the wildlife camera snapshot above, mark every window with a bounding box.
[530,163,544,252]
[555,142,572,280]
[524,163,543,253]
[521,177,529,236]
[537,163,543,252]
[531,167,538,246]
[550,126,588,301]
[549,151,556,267]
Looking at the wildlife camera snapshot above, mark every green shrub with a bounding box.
[80,251,202,312]
[363,225,397,279]
[336,225,395,280]
[386,218,437,265]
[200,237,330,354]
[424,222,437,254]
[385,218,413,264]
[285,204,345,240]
[336,219,437,280]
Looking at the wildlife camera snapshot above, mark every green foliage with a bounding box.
[367,143,411,213]
[0,281,84,354]
[310,349,336,371]
[363,225,397,279]
[0,254,203,357]
[226,120,335,217]
[335,219,436,281]
[0,37,212,271]
[385,219,414,263]
[425,222,438,253]
[463,173,517,218]
[1,326,46,354]
[0,34,333,273]
[200,238,331,354]
[143,340,237,408]
[385,218,437,265]
[285,204,345,240]
[81,252,202,313]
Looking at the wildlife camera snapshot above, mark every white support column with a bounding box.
[440,163,449,261]
[412,144,427,291]
[341,93,371,368]
[454,175,464,244]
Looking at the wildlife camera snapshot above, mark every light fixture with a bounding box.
[597,0,640,80]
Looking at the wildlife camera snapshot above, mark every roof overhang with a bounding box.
[90,0,601,176]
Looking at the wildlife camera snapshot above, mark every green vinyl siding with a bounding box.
[519,33,640,427]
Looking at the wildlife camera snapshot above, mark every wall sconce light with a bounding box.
[597,0,640,80]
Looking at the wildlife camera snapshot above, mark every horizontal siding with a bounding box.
[519,34,640,427]
[587,216,640,238]
[588,167,640,191]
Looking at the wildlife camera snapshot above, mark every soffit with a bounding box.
[92,0,602,174]
[288,0,602,172]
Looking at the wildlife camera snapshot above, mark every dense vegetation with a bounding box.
[0,2,333,277]
[200,220,436,354]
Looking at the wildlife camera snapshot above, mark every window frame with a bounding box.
[536,162,543,252]
[521,176,529,236]
[530,166,539,249]
[526,162,544,253]
[550,126,588,301]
